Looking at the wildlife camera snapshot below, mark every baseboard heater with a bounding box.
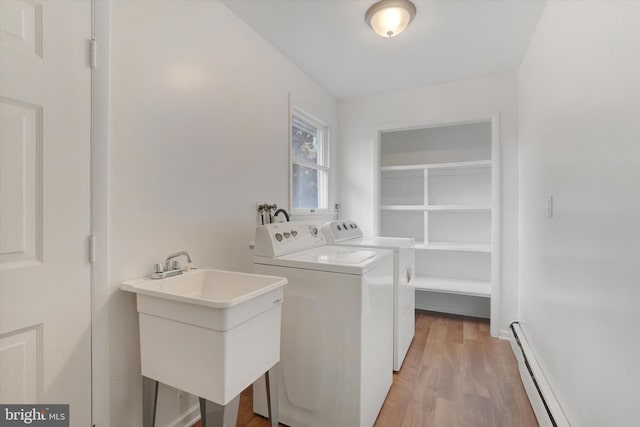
[509,322,570,427]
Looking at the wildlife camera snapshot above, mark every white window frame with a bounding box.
[289,106,330,214]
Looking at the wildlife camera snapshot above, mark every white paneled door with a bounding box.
[0,1,92,425]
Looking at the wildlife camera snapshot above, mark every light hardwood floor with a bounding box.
[195,311,538,427]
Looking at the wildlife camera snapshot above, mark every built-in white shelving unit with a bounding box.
[378,120,500,325]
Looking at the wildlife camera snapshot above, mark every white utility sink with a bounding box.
[122,268,287,405]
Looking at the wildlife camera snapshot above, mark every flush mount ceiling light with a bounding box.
[365,0,416,38]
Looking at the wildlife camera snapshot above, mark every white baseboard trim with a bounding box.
[498,328,510,340]
[168,403,200,427]
[509,322,570,427]
[415,290,490,319]
[415,302,490,319]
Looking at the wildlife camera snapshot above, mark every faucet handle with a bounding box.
[153,263,164,274]
[171,260,181,271]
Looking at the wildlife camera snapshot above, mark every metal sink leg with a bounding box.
[198,395,240,427]
[142,377,159,427]
[265,363,279,427]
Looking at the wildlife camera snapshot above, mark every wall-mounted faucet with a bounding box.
[272,208,290,222]
[257,203,278,225]
[257,203,277,214]
[257,203,291,224]
[151,251,193,279]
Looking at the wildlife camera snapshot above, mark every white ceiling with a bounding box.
[222,0,547,100]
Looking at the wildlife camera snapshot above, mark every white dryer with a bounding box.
[321,219,415,371]
[252,222,394,427]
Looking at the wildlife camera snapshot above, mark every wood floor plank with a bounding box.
[433,397,463,426]
[479,321,490,333]
[412,364,439,407]
[400,398,433,427]
[463,339,491,398]
[192,311,537,427]
[463,319,480,341]
[462,393,495,427]
[446,316,464,344]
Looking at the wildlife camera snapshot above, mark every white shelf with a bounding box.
[380,204,491,212]
[413,276,491,297]
[426,205,491,212]
[379,204,425,211]
[415,242,491,253]
[380,160,491,172]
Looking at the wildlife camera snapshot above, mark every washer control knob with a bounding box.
[309,226,318,237]
[283,232,291,239]
[275,233,283,242]
[291,230,298,237]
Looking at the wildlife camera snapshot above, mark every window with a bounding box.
[290,109,329,212]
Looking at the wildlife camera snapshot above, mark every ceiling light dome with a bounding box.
[365,0,417,38]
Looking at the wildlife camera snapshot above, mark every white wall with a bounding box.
[107,1,337,425]
[518,1,640,426]
[338,74,520,336]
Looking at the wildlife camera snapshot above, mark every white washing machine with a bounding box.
[252,222,394,427]
[321,220,415,371]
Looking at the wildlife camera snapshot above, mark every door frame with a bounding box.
[91,0,111,425]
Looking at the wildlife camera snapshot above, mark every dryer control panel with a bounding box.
[320,220,363,243]
[254,223,325,257]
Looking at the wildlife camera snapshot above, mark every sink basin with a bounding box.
[122,268,287,405]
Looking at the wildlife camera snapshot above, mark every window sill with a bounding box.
[290,210,337,217]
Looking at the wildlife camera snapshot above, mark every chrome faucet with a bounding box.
[165,251,193,271]
[151,251,193,279]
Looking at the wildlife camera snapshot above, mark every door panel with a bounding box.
[0,0,42,57]
[0,98,42,267]
[0,1,92,425]
[0,325,41,403]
